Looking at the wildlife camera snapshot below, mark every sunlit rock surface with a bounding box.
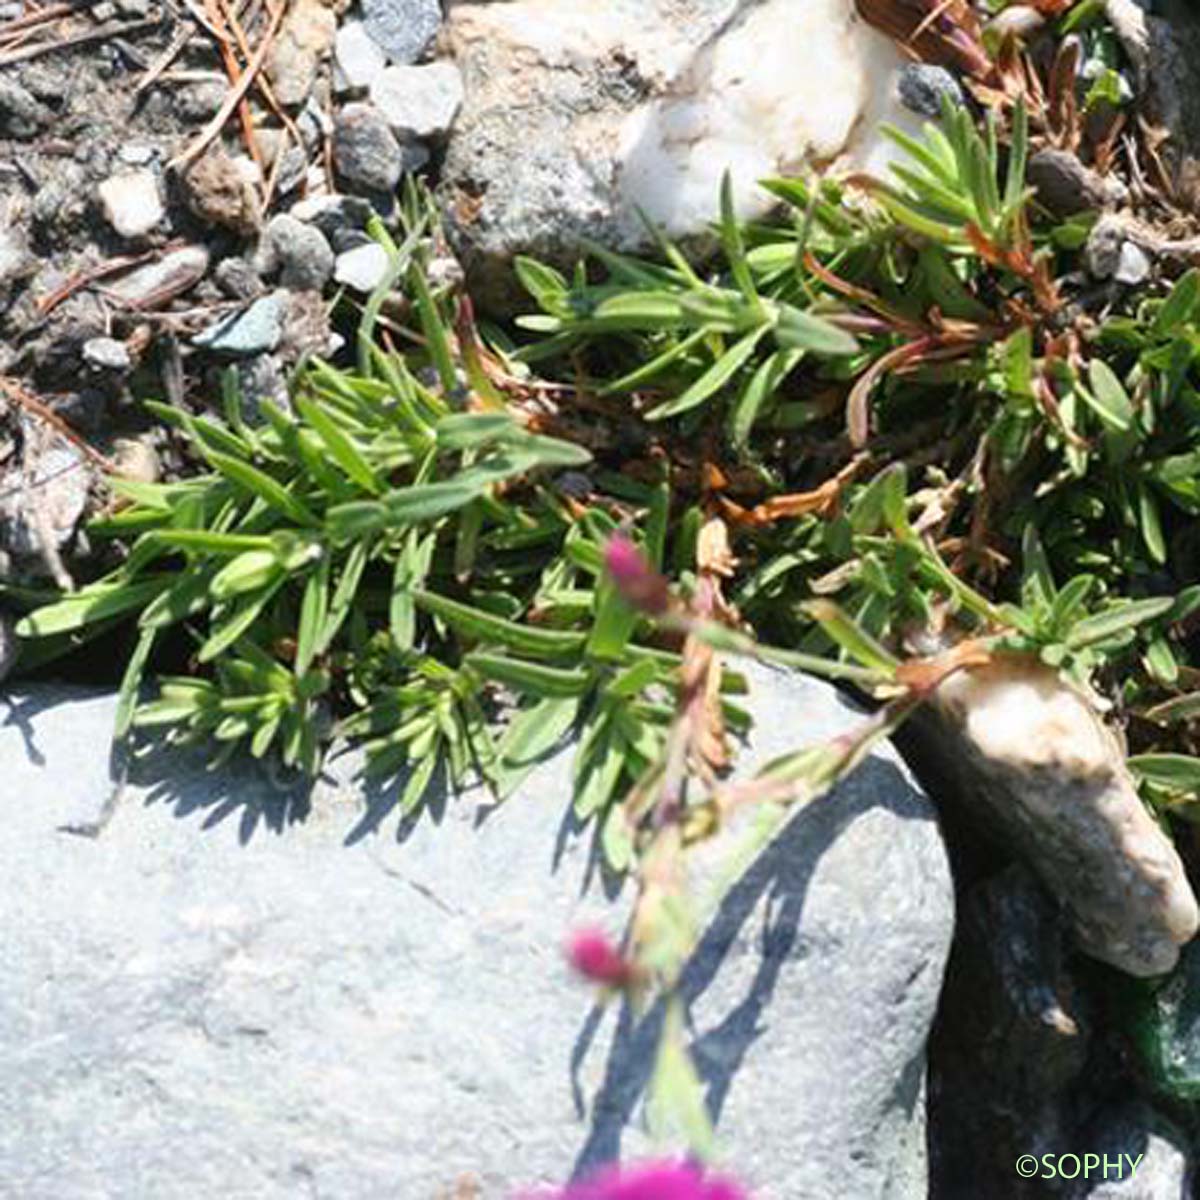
[441,0,916,308]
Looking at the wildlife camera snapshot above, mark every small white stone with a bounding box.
[369,61,463,138]
[334,242,390,292]
[1115,240,1152,286]
[335,20,387,92]
[82,337,131,371]
[97,170,163,239]
[118,143,155,166]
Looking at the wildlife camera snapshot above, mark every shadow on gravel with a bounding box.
[568,755,930,1179]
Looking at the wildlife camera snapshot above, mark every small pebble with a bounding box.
[266,0,336,108]
[106,245,210,306]
[332,102,406,193]
[193,291,288,356]
[98,170,164,239]
[361,0,441,65]
[235,355,292,421]
[370,62,464,138]
[82,337,132,371]
[1027,148,1127,216]
[110,436,160,484]
[0,78,51,139]
[1084,213,1125,279]
[335,20,388,92]
[0,225,32,284]
[214,257,262,300]
[175,81,228,123]
[257,214,334,291]
[897,63,964,119]
[181,147,261,235]
[119,143,156,166]
[1115,240,1152,285]
[333,242,390,292]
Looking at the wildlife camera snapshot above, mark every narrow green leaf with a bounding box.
[197,582,285,663]
[1153,269,1200,338]
[414,589,587,658]
[1065,596,1174,649]
[647,326,767,420]
[1083,360,1134,432]
[409,262,458,394]
[730,349,801,450]
[803,599,901,675]
[295,392,383,495]
[1138,482,1167,565]
[17,577,172,637]
[317,538,371,653]
[206,450,319,527]
[719,169,760,310]
[1128,754,1200,792]
[295,557,330,676]
[209,549,284,601]
[467,652,591,697]
[114,627,156,739]
[773,304,859,356]
[1020,524,1057,611]
[497,696,581,775]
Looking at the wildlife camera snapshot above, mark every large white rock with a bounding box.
[441,0,918,307]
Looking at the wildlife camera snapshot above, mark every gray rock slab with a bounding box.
[0,664,953,1199]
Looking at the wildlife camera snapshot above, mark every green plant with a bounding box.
[11,41,1200,1162]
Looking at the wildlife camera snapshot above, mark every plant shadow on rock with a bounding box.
[569,754,933,1180]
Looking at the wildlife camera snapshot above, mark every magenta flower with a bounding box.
[525,1160,747,1200]
[604,535,671,616]
[566,928,638,989]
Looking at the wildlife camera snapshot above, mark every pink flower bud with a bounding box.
[566,928,637,989]
[604,536,671,615]
[523,1160,748,1200]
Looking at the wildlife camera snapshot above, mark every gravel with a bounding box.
[0,78,51,139]
[360,0,441,65]
[193,291,288,356]
[333,241,390,291]
[97,170,164,239]
[82,337,132,371]
[369,61,463,138]
[332,101,407,193]
[896,63,964,118]
[335,19,387,92]
[256,213,335,291]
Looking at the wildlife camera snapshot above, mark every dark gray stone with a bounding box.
[332,101,406,193]
[256,214,334,291]
[1028,149,1128,217]
[361,0,441,65]
[0,664,952,1199]
[897,64,964,119]
[930,863,1093,1198]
